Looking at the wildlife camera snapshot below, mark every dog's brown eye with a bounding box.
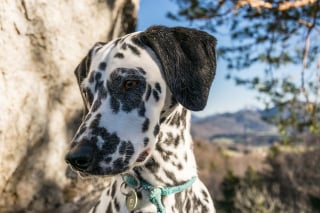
[123,80,138,90]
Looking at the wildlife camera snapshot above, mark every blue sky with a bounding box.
[137,0,264,117]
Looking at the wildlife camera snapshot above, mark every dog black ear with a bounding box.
[74,42,104,115]
[74,53,91,88]
[74,49,93,115]
[139,26,217,111]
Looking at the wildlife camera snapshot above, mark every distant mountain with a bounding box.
[191,109,279,146]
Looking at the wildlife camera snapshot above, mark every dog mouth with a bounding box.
[136,148,151,163]
[74,149,151,177]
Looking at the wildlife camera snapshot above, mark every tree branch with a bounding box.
[300,0,319,104]
[278,0,316,11]
[236,0,316,11]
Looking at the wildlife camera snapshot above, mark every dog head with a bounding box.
[65,26,217,176]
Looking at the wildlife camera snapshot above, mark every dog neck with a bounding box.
[133,103,197,187]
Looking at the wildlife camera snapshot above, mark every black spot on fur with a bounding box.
[186,199,191,211]
[111,182,117,197]
[157,132,163,144]
[94,45,103,53]
[164,169,179,184]
[145,157,159,173]
[92,126,109,139]
[138,102,146,117]
[106,203,112,213]
[169,112,180,127]
[119,141,126,155]
[174,136,180,147]
[131,37,145,48]
[101,132,121,155]
[145,84,152,101]
[85,89,94,106]
[95,72,102,81]
[88,71,95,83]
[156,143,173,161]
[77,124,87,137]
[202,206,209,212]
[164,132,174,145]
[113,158,124,171]
[194,195,203,208]
[142,118,149,132]
[155,82,161,93]
[114,38,121,46]
[137,67,146,75]
[160,117,166,124]
[143,137,149,146]
[121,43,127,50]
[97,86,108,100]
[128,44,140,55]
[181,108,188,127]
[124,141,134,163]
[201,189,209,199]
[89,114,101,129]
[180,130,185,142]
[90,136,98,145]
[99,62,107,70]
[153,124,160,136]
[94,80,103,93]
[114,198,120,211]
[110,97,120,113]
[153,89,159,102]
[114,52,124,58]
[92,99,102,112]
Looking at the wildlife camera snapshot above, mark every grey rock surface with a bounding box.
[0,0,138,211]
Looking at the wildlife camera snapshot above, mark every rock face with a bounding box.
[0,0,139,212]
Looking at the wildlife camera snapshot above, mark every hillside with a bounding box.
[191,109,279,145]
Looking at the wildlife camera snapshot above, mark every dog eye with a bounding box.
[123,80,138,91]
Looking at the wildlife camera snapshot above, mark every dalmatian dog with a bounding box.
[66,26,217,213]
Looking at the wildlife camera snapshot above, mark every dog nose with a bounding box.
[65,145,94,171]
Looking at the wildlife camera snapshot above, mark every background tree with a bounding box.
[169,0,320,141]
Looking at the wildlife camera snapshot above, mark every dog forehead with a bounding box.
[92,33,164,81]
